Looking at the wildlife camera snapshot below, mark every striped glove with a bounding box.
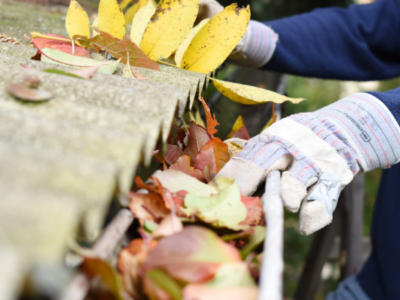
[196,0,278,68]
[217,93,400,235]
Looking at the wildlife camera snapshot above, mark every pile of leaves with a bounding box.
[24,0,304,105]
[116,98,267,300]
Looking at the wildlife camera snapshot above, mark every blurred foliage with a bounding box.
[218,0,352,21]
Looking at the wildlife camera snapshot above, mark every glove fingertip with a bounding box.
[281,172,307,213]
[298,200,332,236]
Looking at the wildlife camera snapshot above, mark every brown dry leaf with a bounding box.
[117,239,145,273]
[135,177,171,209]
[199,96,219,137]
[7,82,53,102]
[153,214,183,239]
[75,29,160,70]
[183,122,211,163]
[164,144,184,166]
[169,155,205,182]
[117,239,158,299]
[193,138,229,179]
[128,191,170,225]
[0,33,21,45]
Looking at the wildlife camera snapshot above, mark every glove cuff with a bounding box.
[315,93,400,171]
[228,20,278,68]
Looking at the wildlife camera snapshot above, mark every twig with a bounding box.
[59,209,134,300]
[258,98,285,300]
[258,171,284,300]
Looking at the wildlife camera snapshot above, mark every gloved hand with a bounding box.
[217,93,400,235]
[196,0,278,68]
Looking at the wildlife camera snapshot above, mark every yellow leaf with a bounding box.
[124,0,147,26]
[175,18,209,68]
[92,17,99,37]
[140,0,200,60]
[98,0,125,40]
[227,141,243,158]
[195,105,206,128]
[226,115,244,139]
[188,106,206,128]
[66,0,90,44]
[119,0,133,10]
[181,4,250,74]
[130,0,156,46]
[209,77,306,105]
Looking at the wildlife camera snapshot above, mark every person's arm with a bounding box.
[262,0,400,80]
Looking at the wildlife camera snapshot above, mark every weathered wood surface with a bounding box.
[0,42,206,109]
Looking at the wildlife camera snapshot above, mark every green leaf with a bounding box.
[153,169,218,197]
[183,183,247,228]
[44,68,86,79]
[205,262,256,287]
[40,48,120,74]
[182,262,258,300]
[146,269,183,300]
[240,226,266,259]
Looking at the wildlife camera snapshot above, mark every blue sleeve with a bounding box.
[262,0,400,81]
[369,87,400,124]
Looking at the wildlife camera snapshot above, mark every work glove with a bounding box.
[217,93,400,235]
[196,0,278,68]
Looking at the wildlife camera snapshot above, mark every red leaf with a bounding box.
[232,125,250,140]
[164,144,184,166]
[240,196,263,226]
[29,34,91,57]
[193,138,230,179]
[75,29,160,70]
[170,155,206,182]
[117,239,144,273]
[199,96,219,137]
[183,122,211,163]
[142,226,241,283]
[226,115,250,140]
[171,190,188,207]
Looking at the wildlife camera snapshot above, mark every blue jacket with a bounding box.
[262,1,400,299]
